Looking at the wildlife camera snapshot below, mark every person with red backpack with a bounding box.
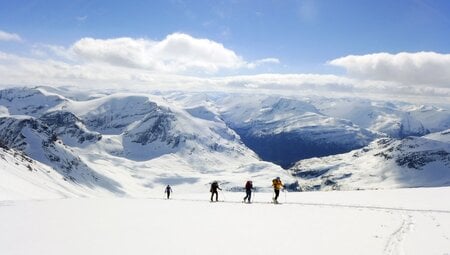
[243,180,253,203]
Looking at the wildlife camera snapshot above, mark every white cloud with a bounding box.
[31,44,76,61]
[247,58,280,69]
[71,33,251,73]
[0,30,22,42]
[69,33,279,74]
[329,52,450,87]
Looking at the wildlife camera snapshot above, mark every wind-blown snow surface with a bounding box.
[1,188,450,255]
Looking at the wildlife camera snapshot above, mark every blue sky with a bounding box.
[0,0,449,102]
[1,0,449,73]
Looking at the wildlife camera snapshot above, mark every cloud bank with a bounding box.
[2,48,449,103]
[329,52,450,87]
[0,31,449,104]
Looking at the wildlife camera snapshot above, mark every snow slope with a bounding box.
[0,147,115,200]
[1,188,449,255]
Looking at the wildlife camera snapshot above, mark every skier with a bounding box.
[165,185,173,199]
[272,177,284,204]
[210,181,222,202]
[243,180,253,203]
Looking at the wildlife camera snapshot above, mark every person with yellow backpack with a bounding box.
[272,177,284,204]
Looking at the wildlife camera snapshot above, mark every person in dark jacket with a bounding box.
[210,181,221,202]
[243,180,253,203]
[165,185,173,199]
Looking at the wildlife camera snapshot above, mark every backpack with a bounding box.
[210,181,218,192]
[245,181,252,189]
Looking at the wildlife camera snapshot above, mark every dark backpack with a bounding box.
[210,181,218,192]
[245,181,252,190]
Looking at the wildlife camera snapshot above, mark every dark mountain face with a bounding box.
[0,117,52,150]
[39,111,102,145]
[236,130,364,169]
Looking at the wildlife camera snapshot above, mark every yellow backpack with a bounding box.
[272,179,279,188]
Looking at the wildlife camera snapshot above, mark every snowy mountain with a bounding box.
[0,88,66,117]
[0,116,123,196]
[311,97,450,138]
[0,87,292,199]
[165,92,379,168]
[290,129,450,190]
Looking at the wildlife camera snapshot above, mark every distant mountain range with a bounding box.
[1,87,449,199]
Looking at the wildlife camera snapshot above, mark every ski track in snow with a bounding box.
[383,214,414,255]
[145,196,450,214]
[282,202,450,214]
[0,201,14,207]
[2,191,450,255]
[150,195,449,255]
[428,213,450,244]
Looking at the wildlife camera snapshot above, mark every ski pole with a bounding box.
[284,189,287,203]
[220,189,226,202]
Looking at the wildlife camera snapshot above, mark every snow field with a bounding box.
[1,188,449,255]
